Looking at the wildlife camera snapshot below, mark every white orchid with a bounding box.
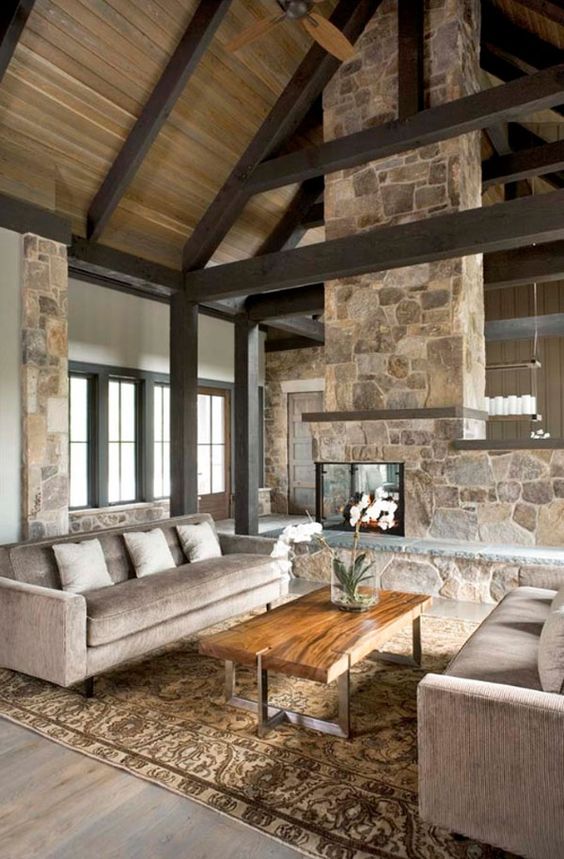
[270,518,323,579]
[349,504,361,526]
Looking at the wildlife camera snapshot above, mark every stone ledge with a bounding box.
[454,439,564,450]
[302,406,488,423]
[319,533,564,566]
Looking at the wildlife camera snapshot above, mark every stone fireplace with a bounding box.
[316,461,404,535]
[298,0,564,549]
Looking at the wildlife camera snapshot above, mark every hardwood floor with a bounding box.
[0,718,304,859]
[0,582,491,859]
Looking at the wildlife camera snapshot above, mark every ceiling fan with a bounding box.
[226,1,356,62]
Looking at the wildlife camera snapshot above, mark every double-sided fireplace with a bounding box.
[315,462,405,536]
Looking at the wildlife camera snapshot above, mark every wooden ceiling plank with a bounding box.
[397,0,424,119]
[511,0,564,28]
[181,0,384,271]
[248,64,564,194]
[0,0,35,83]
[184,188,564,300]
[86,0,231,242]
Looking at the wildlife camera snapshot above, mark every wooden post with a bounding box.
[234,317,260,535]
[170,292,198,516]
[397,0,424,120]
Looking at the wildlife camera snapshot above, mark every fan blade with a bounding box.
[301,12,356,62]
[225,14,285,53]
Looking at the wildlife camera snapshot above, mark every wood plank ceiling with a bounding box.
[0,0,334,268]
[0,0,561,276]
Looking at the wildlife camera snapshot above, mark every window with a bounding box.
[108,378,139,503]
[153,383,170,499]
[197,392,226,496]
[69,374,92,508]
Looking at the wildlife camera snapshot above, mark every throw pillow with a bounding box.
[551,587,564,611]
[124,529,176,578]
[177,521,221,562]
[53,539,113,594]
[538,607,564,694]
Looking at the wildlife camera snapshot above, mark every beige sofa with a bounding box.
[0,514,287,692]
[418,568,564,859]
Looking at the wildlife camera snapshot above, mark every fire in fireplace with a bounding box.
[315,462,404,536]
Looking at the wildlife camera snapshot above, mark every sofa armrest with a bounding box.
[0,576,87,687]
[418,673,564,858]
[218,533,278,556]
[518,566,564,591]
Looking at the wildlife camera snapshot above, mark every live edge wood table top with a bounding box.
[199,587,433,685]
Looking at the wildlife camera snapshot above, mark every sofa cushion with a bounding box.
[551,586,564,611]
[124,529,177,577]
[85,554,281,647]
[53,538,113,594]
[446,586,556,691]
[538,608,564,694]
[177,521,221,562]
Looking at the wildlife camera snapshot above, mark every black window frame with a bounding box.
[68,371,97,510]
[69,363,264,510]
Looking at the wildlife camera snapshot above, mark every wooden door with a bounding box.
[288,390,323,514]
[197,387,231,520]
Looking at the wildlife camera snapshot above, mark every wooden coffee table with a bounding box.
[199,587,432,738]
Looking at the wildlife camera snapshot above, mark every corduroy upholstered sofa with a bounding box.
[418,566,564,859]
[0,514,287,692]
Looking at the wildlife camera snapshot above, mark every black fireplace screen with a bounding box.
[315,462,404,535]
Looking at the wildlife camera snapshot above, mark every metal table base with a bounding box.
[225,651,351,739]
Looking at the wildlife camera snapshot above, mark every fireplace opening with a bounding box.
[315,462,405,536]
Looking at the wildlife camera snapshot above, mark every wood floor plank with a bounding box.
[0,718,304,859]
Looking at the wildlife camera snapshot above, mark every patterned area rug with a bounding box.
[0,612,511,859]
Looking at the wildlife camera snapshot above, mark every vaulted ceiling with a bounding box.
[0,0,562,280]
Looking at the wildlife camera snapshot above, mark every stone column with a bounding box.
[323,0,484,413]
[21,233,69,539]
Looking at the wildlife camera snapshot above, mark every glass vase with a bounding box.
[330,556,378,612]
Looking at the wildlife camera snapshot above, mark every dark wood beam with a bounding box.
[265,336,321,353]
[69,236,324,343]
[486,312,564,341]
[247,65,564,194]
[0,192,71,243]
[301,202,324,230]
[264,317,324,342]
[184,188,564,300]
[181,0,383,271]
[482,3,562,75]
[483,139,564,188]
[257,177,324,255]
[484,241,564,289]
[87,0,231,242]
[69,235,180,296]
[246,284,324,320]
[0,0,34,83]
[397,0,424,119]
[234,318,260,535]
[511,0,564,27]
[507,124,564,189]
[170,294,199,516]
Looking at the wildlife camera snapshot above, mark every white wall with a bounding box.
[69,279,266,384]
[0,228,21,543]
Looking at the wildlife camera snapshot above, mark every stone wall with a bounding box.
[264,347,324,514]
[323,0,484,413]
[294,542,563,604]
[21,234,69,539]
[311,416,564,546]
[69,500,171,533]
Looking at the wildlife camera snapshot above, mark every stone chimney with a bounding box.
[323,0,484,414]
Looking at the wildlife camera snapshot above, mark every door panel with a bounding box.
[288,390,323,514]
[198,387,231,520]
